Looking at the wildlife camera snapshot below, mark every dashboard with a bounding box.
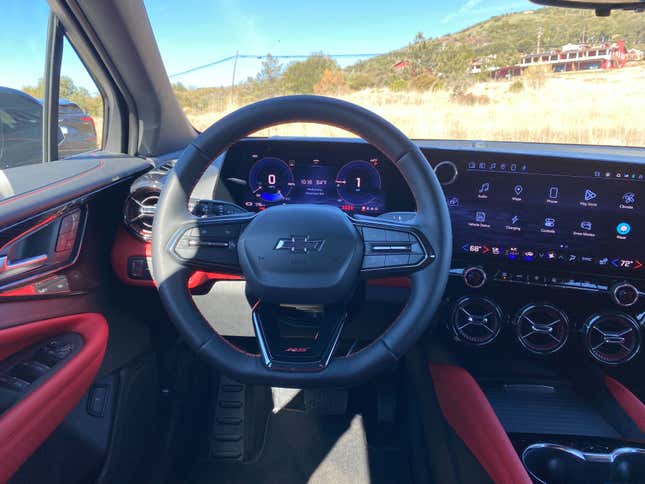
[122,137,645,366]
[219,139,644,281]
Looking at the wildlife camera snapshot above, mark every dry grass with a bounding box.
[187,63,645,147]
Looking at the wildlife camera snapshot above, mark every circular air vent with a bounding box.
[434,161,459,185]
[450,296,503,346]
[583,313,641,365]
[124,189,160,240]
[514,304,569,355]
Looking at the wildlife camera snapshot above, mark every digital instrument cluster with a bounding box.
[221,140,414,215]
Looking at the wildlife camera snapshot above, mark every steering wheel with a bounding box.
[152,95,451,387]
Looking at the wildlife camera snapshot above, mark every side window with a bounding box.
[0,6,47,169]
[0,9,103,171]
[57,37,103,158]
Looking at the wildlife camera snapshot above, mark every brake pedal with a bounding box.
[304,388,348,416]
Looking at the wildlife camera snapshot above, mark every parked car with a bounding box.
[0,86,97,169]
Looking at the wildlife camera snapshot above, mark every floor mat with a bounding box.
[188,407,410,484]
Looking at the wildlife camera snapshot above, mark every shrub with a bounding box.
[508,80,524,93]
[388,79,408,92]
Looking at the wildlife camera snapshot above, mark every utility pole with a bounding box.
[230,50,239,107]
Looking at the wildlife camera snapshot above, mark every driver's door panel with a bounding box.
[0,154,152,482]
[0,313,108,482]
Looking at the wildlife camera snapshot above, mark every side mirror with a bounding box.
[57,125,66,145]
[531,0,645,16]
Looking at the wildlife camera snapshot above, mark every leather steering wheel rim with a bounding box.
[152,95,452,387]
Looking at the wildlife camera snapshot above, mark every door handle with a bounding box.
[0,254,48,280]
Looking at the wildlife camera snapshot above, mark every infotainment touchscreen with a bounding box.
[444,159,643,275]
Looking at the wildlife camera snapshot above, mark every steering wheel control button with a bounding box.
[359,225,428,270]
[611,282,639,307]
[173,220,248,269]
[584,313,641,365]
[463,266,487,288]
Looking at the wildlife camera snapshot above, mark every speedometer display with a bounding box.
[336,160,382,205]
[248,157,295,202]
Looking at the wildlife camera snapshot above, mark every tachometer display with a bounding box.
[249,157,295,202]
[336,160,382,205]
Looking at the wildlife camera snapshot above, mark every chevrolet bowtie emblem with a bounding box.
[274,236,324,254]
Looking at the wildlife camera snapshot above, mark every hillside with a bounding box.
[348,7,645,87]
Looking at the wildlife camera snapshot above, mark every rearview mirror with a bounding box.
[531,0,645,16]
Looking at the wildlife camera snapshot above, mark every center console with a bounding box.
[430,152,645,367]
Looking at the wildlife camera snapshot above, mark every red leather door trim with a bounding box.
[0,313,108,482]
[604,375,645,435]
[429,363,531,484]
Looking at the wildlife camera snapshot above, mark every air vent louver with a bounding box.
[514,304,569,355]
[450,296,503,346]
[584,313,641,365]
[124,189,160,240]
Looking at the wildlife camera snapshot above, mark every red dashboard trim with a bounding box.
[429,363,531,484]
[0,313,108,482]
[111,226,243,289]
[110,226,155,287]
[604,375,645,435]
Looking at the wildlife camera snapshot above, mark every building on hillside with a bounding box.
[488,40,630,80]
[469,54,498,74]
[392,60,411,71]
[627,48,644,62]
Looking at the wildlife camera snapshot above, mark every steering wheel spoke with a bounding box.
[168,211,255,273]
[252,302,347,371]
[352,217,435,277]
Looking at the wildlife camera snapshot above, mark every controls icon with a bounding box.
[616,222,631,236]
[584,189,597,202]
[580,220,593,231]
[544,218,556,228]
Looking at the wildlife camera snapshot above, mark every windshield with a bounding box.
[146,1,645,147]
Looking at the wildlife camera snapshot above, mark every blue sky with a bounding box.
[1,0,536,92]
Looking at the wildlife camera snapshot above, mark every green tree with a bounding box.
[282,53,339,94]
[256,53,282,97]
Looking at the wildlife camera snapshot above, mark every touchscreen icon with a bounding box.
[623,192,636,205]
[584,189,597,202]
[514,185,523,196]
[544,218,556,228]
[616,222,631,236]
[580,220,593,231]
[549,187,559,199]
[478,182,490,194]
[475,211,487,223]
[511,215,519,225]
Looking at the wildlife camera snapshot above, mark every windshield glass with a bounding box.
[146,1,645,146]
